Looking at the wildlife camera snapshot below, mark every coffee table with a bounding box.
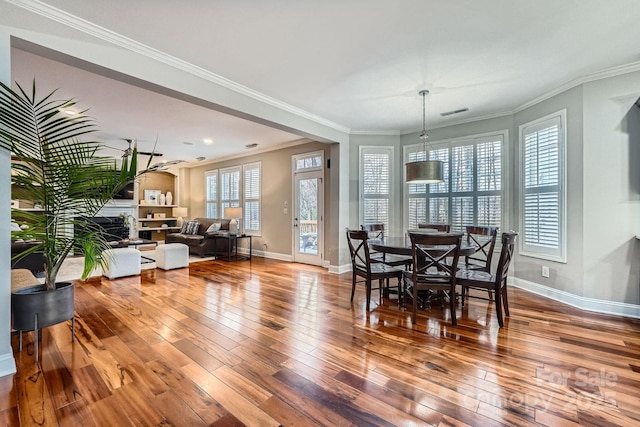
[108,238,158,263]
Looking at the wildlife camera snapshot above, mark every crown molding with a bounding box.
[399,109,514,136]
[184,138,315,168]
[399,61,640,135]
[7,0,351,134]
[349,129,402,136]
[515,61,640,113]
[9,0,640,138]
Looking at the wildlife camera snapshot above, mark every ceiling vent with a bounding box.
[196,156,206,161]
[440,108,469,117]
[245,143,258,149]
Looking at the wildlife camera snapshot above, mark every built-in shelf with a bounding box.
[139,227,180,231]
[137,171,178,241]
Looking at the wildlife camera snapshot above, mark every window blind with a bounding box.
[405,133,504,232]
[205,170,218,218]
[220,166,241,215]
[520,112,565,261]
[360,147,392,231]
[243,162,261,234]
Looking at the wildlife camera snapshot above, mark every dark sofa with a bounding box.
[11,240,46,276]
[165,218,231,257]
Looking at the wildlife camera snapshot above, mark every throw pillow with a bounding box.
[180,221,189,234]
[206,223,222,233]
[184,220,200,235]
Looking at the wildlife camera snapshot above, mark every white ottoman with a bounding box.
[156,243,189,270]
[103,248,141,279]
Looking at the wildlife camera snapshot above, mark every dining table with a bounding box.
[369,233,478,308]
[369,235,478,257]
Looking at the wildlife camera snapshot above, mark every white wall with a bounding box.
[582,71,640,304]
[513,86,585,297]
[0,28,17,377]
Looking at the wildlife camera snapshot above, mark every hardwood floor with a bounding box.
[2,257,639,426]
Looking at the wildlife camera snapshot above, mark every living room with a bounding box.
[2,1,640,425]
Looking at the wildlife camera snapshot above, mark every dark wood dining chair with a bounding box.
[404,232,463,325]
[464,226,499,272]
[418,223,451,232]
[361,223,411,269]
[346,229,404,312]
[456,232,517,327]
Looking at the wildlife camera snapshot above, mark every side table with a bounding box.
[215,234,252,261]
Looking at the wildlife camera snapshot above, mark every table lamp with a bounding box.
[224,207,243,235]
[172,207,188,227]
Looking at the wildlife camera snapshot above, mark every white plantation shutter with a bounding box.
[476,139,502,228]
[205,170,218,218]
[360,147,392,231]
[452,144,474,193]
[220,166,241,214]
[428,197,448,226]
[451,197,474,232]
[243,162,261,235]
[520,112,565,261]
[405,133,504,232]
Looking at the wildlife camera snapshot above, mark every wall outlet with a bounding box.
[542,266,550,278]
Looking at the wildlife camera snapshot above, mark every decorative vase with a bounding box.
[166,191,173,206]
[159,193,166,205]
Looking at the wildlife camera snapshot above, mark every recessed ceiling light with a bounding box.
[203,138,213,144]
[183,141,193,145]
[245,143,258,149]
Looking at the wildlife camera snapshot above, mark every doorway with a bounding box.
[292,152,324,266]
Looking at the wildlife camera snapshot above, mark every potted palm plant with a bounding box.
[1,80,148,358]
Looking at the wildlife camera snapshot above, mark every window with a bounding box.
[220,166,241,215]
[295,153,323,171]
[243,162,261,235]
[405,132,505,232]
[205,169,218,218]
[519,110,566,262]
[360,147,393,231]
[205,163,262,236]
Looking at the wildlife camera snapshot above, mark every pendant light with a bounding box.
[405,90,444,184]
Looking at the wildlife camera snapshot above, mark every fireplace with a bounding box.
[74,216,129,249]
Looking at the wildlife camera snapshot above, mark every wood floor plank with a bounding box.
[147,359,228,424]
[182,362,281,426]
[5,257,640,426]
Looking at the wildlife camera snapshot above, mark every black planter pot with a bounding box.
[11,282,75,362]
[11,282,75,330]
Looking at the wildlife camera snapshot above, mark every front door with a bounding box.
[293,169,324,266]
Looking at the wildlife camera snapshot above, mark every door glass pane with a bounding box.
[298,178,318,254]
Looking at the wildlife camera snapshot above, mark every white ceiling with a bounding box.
[4,0,640,163]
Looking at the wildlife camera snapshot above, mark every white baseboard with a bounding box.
[249,249,293,262]
[0,351,16,378]
[511,277,640,319]
[328,263,351,274]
